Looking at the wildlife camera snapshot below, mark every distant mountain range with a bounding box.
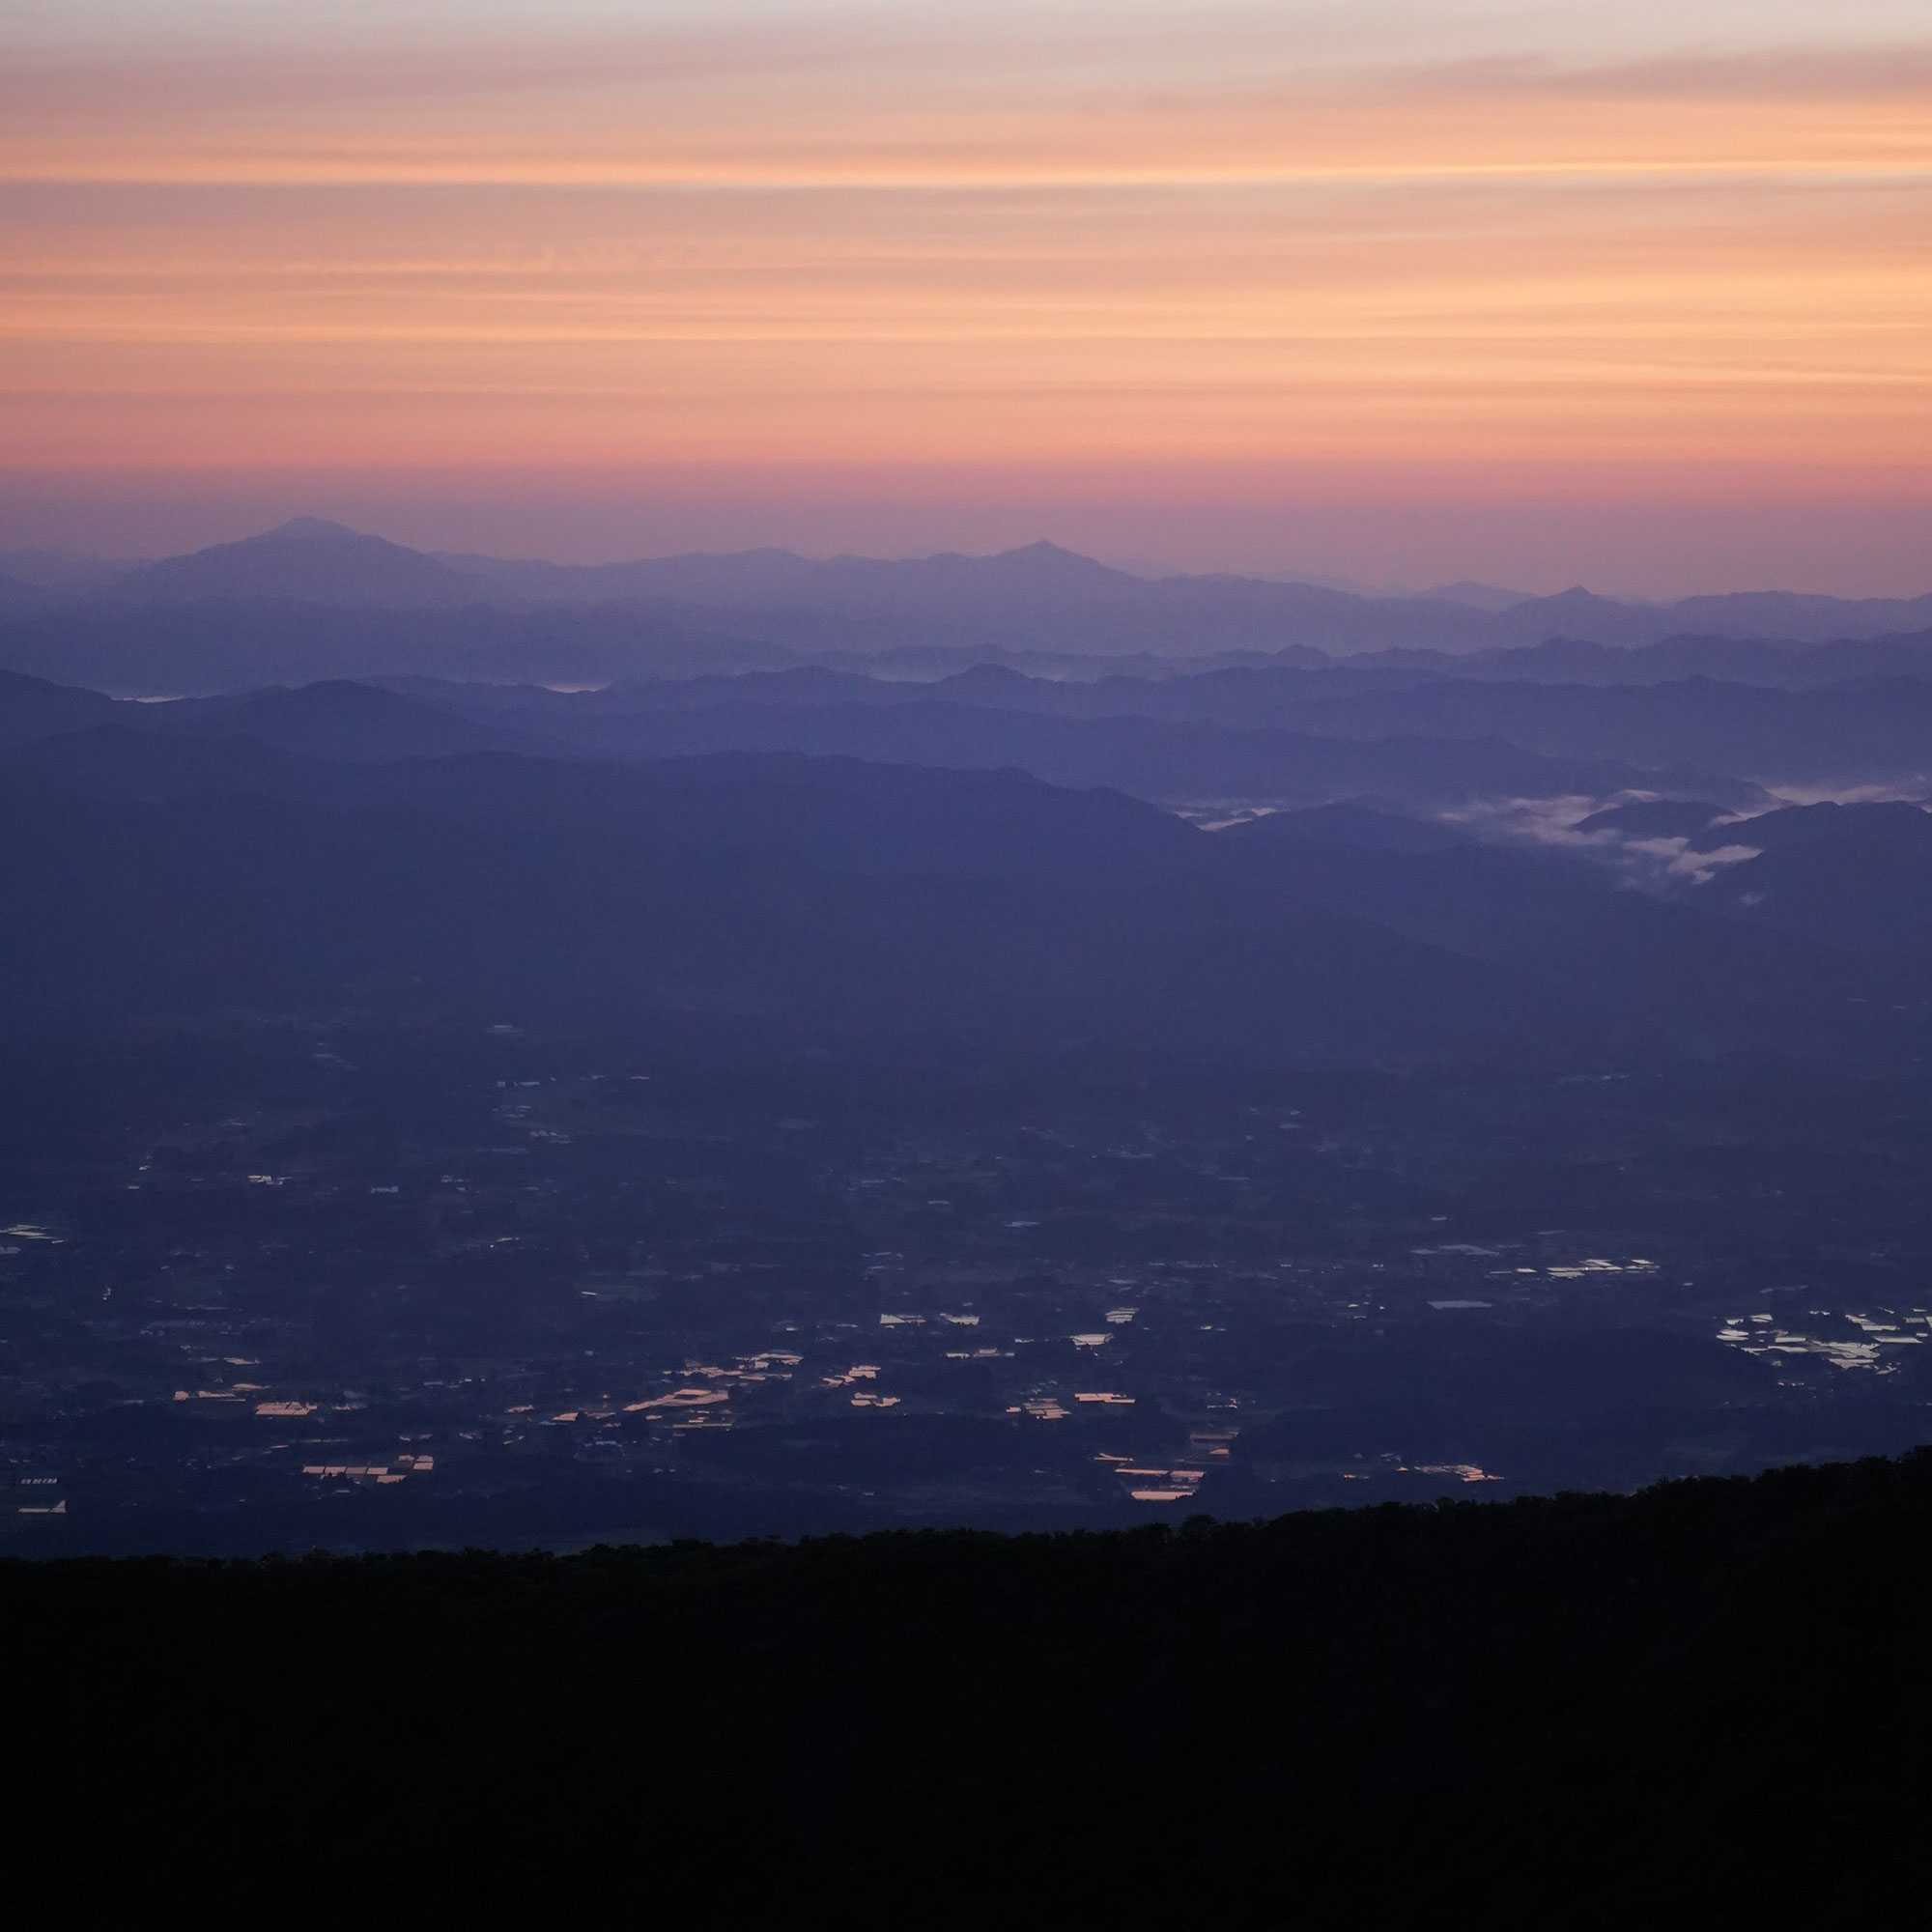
[0,666,1773,812]
[4,519,1929,681]
[2,679,1927,1072]
[418,657,1932,788]
[16,641,1932,802]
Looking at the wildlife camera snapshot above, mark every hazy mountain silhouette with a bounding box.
[1410,580,1530,611]
[0,598,796,695]
[394,660,1916,793]
[110,518,488,610]
[1397,630,1932,688]
[412,692,1760,810]
[11,519,1924,666]
[429,541,1932,653]
[0,721,1919,1068]
[0,668,1752,811]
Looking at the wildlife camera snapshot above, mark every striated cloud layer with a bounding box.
[3,3,1929,588]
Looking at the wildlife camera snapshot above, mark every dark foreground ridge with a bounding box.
[10,1451,1929,1924]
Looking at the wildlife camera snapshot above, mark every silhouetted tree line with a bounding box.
[7,1453,1929,1925]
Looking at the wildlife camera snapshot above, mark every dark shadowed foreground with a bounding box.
[8,1453,1928,1925]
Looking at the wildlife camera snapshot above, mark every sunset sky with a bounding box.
[4,1,1929,591]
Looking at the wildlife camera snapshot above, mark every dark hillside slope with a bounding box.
[0,738,1918,1065]
[1702,801,1932,958]
[7,1452,1930,1923]
[0,731,1202,878]
[0,767,1544,1065]
[0,724,334,802]
[0,667,118,745]
[478,696,1739,809]
[143,678,515,759]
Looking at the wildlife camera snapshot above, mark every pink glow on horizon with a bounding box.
[4,5,1929,595]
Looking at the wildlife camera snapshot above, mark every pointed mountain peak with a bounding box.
[1000,540,1098,564]
[1529,585,1624,611]
[260,517,365,543]
[112,517,474,608]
